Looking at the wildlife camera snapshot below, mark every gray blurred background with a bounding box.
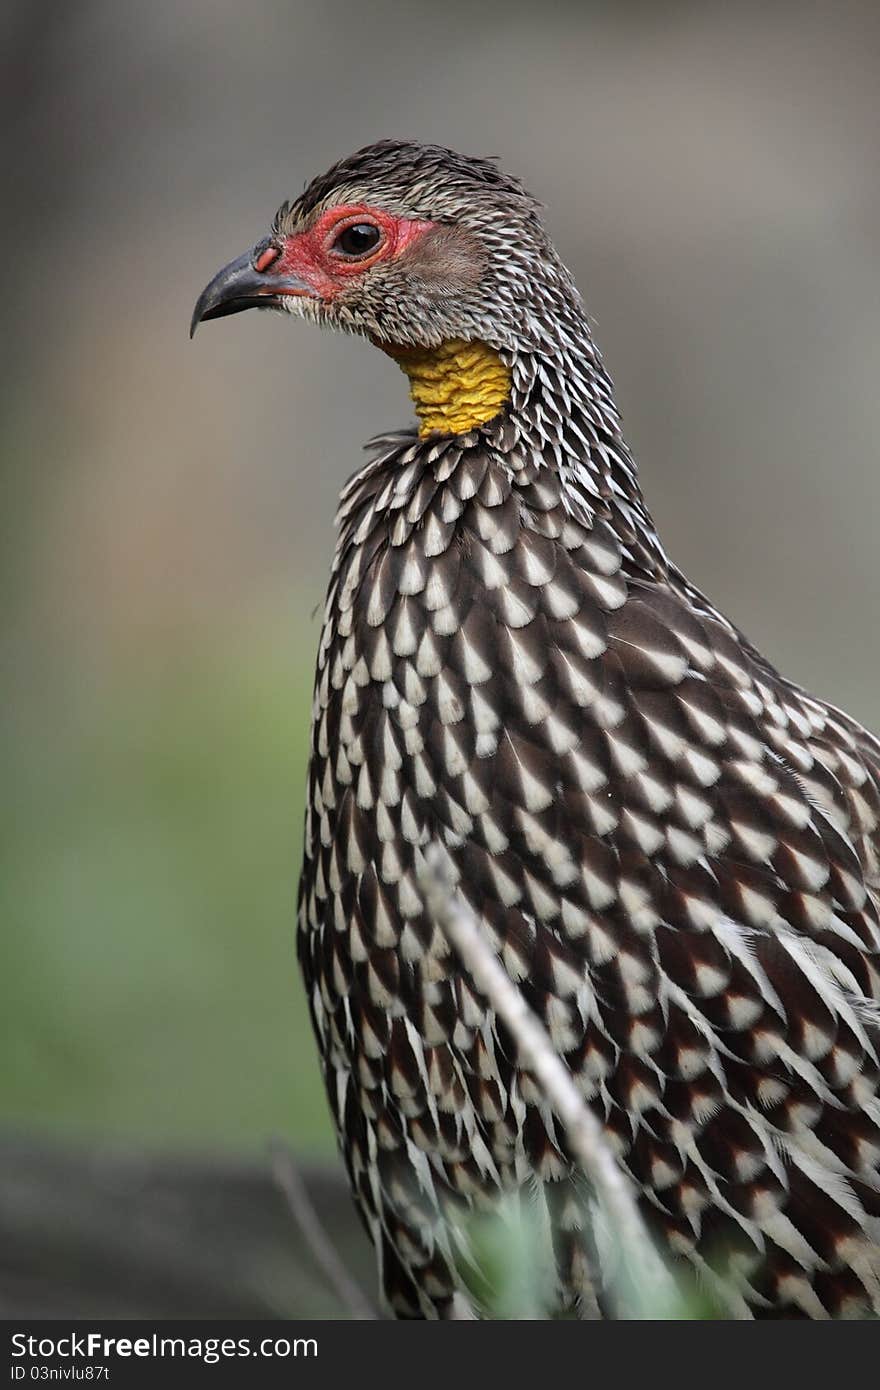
[2,0,879,1312]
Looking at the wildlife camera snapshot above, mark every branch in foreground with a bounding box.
[418,845,679,1318]
[269,1139,377,1320]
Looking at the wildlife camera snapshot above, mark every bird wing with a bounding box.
[300,435,880,1316]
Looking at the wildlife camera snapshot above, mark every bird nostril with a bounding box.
[254,244,280,273]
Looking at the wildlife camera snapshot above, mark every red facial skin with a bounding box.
[270,205,434,299]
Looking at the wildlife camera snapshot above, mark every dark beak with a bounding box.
[190,245,313,338]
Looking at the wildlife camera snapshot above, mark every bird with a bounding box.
[192,140,880,1319]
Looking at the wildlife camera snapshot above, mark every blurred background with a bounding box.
[2,0,879,1315]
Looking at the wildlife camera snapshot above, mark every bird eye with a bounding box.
[332,222,383,258]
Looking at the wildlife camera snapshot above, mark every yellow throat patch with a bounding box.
[385,338,511,438]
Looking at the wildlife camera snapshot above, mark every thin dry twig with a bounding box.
[268,1138,377,1320]
[419,845,679,1316]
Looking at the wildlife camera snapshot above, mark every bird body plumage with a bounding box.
[197,141,880,1319]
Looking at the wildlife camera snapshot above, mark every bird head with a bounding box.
[191,142,586,436]
[191,140,565,350]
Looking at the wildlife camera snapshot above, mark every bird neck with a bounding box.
[380,320,667,577]
[506,331,669,577]
[384,338,512,437]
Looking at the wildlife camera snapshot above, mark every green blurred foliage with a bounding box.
[455,1196,722,1319]
[2,631,335,1154]
[456,1198,558,1319]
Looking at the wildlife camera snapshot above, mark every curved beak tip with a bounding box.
[190,245,312,341]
